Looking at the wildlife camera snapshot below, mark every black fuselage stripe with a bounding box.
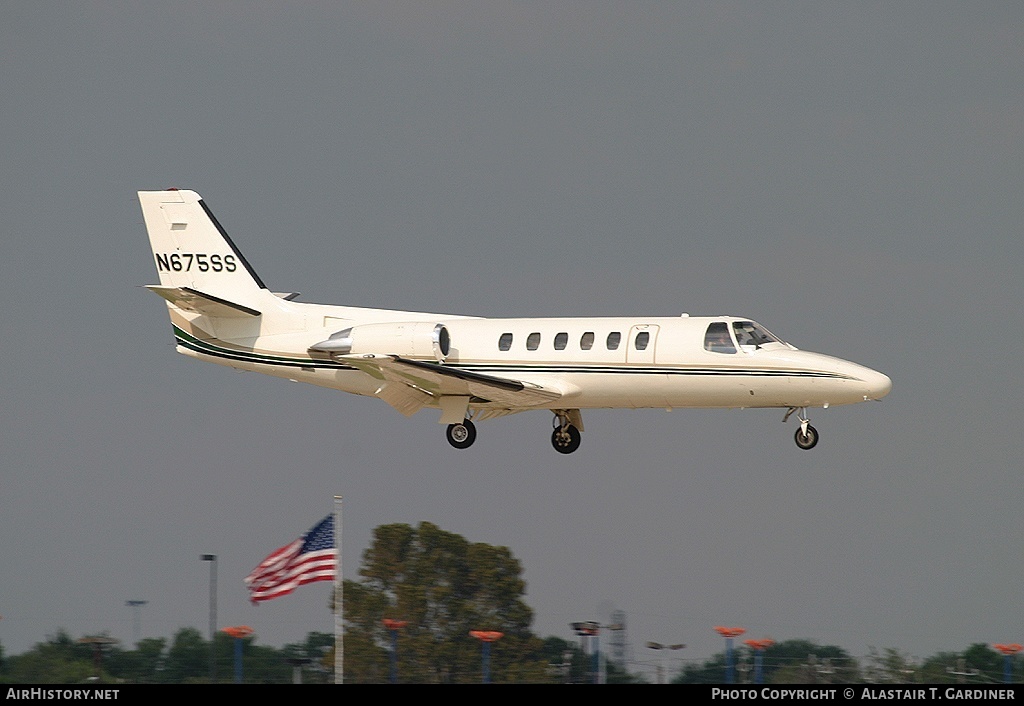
[175,334,853,380]
[175,332,353,370]
[459,366,842,377]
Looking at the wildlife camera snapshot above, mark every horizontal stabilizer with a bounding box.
[146,286,261,318]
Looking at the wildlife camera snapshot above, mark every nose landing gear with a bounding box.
[784,407,819,450]
[794,424,819,450]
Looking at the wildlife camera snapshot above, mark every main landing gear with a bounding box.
[551,410,582,454]
[445,419,477,449]
[784,407,819,450]
[444,410,585,454]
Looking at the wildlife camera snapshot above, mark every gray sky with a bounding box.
[2,1,1022,673]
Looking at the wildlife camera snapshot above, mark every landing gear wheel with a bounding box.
[794,424,819,450]
[446,419,477,449]
[551,424,582,454]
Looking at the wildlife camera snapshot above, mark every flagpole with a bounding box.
[334,495,343,684]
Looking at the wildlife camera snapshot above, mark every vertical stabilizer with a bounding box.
[139,189,267,308]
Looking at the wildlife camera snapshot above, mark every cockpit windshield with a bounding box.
[705,320,786,354]
[732,321,783,350]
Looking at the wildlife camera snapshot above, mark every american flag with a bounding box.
[244,515,336,603]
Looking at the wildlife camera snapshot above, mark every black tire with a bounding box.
[446,420,477,449]
[551,424,582,454]
[794,424,819,450]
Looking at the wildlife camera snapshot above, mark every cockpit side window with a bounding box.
[704,322,736,354]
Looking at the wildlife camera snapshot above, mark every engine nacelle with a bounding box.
[309,321,450,362]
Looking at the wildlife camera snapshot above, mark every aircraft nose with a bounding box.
[862,368,892,401]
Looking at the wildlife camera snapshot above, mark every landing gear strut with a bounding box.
[784,407,819,450]
[446,419,477,449]
[551,411,582,454]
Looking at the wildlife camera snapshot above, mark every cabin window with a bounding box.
[498,333,513,351]
[527,332,541,351]
[606,332,621,350]
[635,331,650,350]
[704,322,736,354]
[554,332,568,350]
[580,332,595,350]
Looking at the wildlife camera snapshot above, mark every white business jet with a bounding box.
[140,189,890,453]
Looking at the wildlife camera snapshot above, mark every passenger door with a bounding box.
[626,324,659,364]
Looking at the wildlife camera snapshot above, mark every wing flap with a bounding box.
[373,381,433,417]
[337,355,564,408]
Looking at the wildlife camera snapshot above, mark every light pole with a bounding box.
[646,641,686,684]
[714,626,746,684]
[993,644,1022,684]
[125,600,147,646]
[201,554,217,682]
[285,657,312,684]
[744,638,775,684]
[470,631,503,683]
[571,621,602,683]
[78,635,118,679]
[222,626,253,684]
[382,619,408,684]
[600,621,625,683]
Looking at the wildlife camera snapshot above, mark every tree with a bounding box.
[961,643,1005,683]
[2,630,98,683]
[218,631,305,683]
[280,632,333,683]
[918,651,961,683]
[539,636,588,683]
[163,627,208,683]
[675,651,729,684]
[862,647,917,683]
[675,639,858,684]
[342,521,548,683]
[919,644,1019,684]
[762,640,859,683]
[537,636,646,683]
[104,637,167,683]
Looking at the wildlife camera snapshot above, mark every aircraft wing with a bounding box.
[336,354,564,414]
